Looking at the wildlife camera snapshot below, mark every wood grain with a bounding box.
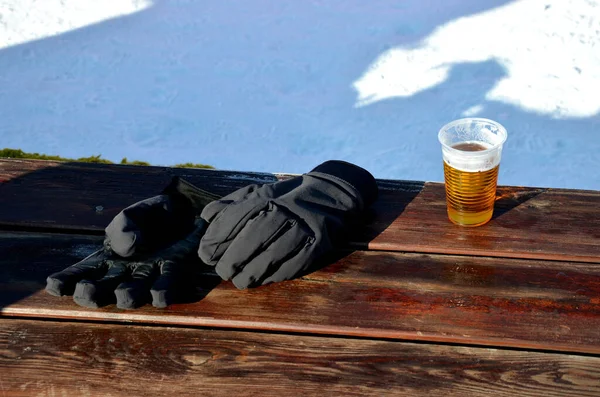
[2,318,600,397]
[362,182,600,263]
[0,159,278,232]
[1,159,599,262]
[2,232,600,354]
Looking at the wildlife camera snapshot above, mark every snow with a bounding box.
[355,0,600,119]
[0,0,152,48]
[1,0,599,190]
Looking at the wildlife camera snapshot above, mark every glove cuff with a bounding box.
[310,160,378,207]
[162,176,222,215]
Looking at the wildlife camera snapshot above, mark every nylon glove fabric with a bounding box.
[106,176,221,257]
[198,160,378,289]
[45,177,221,309]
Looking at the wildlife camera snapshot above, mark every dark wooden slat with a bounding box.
[1,159,599,262]
[2,318,600,397]
[0,159,278,232]
[2,232,600,354]
[362,183,600,263]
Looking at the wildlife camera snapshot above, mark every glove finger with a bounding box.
[150,259,190,308]
[45,249,109,297]
[115,261,158,309]
[200,184,260,222]
[149,220,208,308]
[231,222,313,289]
[73,261,130,308]
[198,199,268,266]
[214,204,293,281]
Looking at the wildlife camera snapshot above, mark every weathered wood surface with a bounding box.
[1,159,599,262]
[2,159,600,395]
[2,232,600,354]
[2,318,600,397]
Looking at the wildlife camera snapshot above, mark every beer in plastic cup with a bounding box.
[438,118,508,227]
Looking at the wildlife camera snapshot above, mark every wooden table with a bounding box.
[1,159,599,396]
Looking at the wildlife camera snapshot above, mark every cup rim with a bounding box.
[438,118,508,156]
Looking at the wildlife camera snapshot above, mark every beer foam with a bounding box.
[442,141,502,172]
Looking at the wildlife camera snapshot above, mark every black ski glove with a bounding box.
[45,177,221,309]
[198,160,378,289]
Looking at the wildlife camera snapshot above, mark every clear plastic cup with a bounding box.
[438,118,508,227]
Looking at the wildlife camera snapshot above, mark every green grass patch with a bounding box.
[0,148,214,169]
[173,162,214,169]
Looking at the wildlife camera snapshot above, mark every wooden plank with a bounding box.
[2,232,600,354]
[0,159,278,233]
[2,318,600,397]
[362,182,600,263]
[1,159,599,262]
